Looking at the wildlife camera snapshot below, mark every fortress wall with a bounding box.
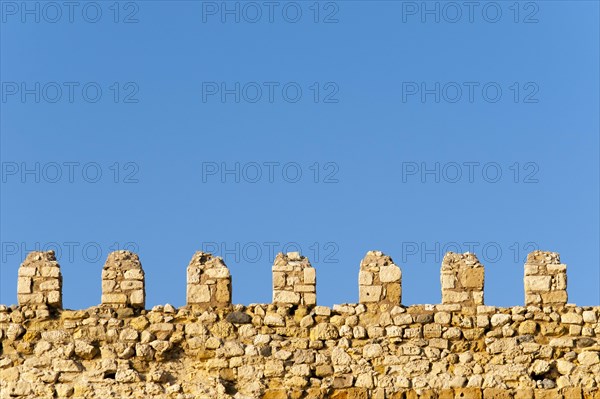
[1,249,599,399]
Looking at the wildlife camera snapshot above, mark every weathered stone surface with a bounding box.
[524,250,568,306]
[17,251,62,309]
[101,251,145,309]
[186,251,232,308]
[272,252,316,307]
[358,251,402,306]
[441,252,484,306]
[2,249,596,399]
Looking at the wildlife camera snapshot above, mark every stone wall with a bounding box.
[2,248,599,399]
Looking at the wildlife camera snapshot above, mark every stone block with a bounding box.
[555,273,567,290]
[524,264,538,275]
[17,277,32,294]
[547,264,567,273]
[123,269,144,280]
[472,291,484,305]
[386,283,401,303]
[540,290,567,304]
[40,267,60,278]
[442,290,470,304]
[482,388,513,398]
[205,267,230,279]
[459,267,484,289]
[39,279,60,291]
[129,290,144,306]
[273,272,286,288]
[379,265,401,283]
[102,279,116,292]
[215,280,230,303]
[47,290,61,306]
[303,267,316,284]
[294,284,315,293]
[19,267,37,277]
[188,285,211,303]
[525,293,541,305]
[120,280,143,290]
[273,290,300,304]
[19,292,44,304]
[524,276,551,291]
[455,388,482,399]
[441,273,455,289]
[101,293,128,304]
[303,291,316,305]
[359,285,382,303]
[359,271,373,285]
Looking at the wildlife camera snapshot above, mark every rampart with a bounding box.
[1,249,599,399]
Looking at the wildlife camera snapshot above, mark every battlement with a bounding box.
[2,249,599,399]
[12,249,572,312]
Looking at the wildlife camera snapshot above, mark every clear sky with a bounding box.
[1,1,598,309]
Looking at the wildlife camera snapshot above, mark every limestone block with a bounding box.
[101,293,128,304]
[294,284,315,293]
[188,285,211,303]
[303,267,316,284]
[46,291,61,306]
[129,290,145,307]
[524,276,552,291]
[555,273,567,290]
[123,269,144,280]
[273,272,286,288]
[17,277,32,294]
[441,273,455,289]
[215,281,231,303]
[459,267,484,289]
[379,265,401,283]
[273,290,300,304]
[360,285,382,302]
[386,284,401,303]
[541,290,567,304]
[40,267,60,278]
[19,267,37,277]
[547,263,567,273]
[304,293,316,306]
[442,290,469,304]
[120,280,143,290]
[359,271,373,285]
[205,267,230,279]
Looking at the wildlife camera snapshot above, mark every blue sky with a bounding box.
[1,1,598,309]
